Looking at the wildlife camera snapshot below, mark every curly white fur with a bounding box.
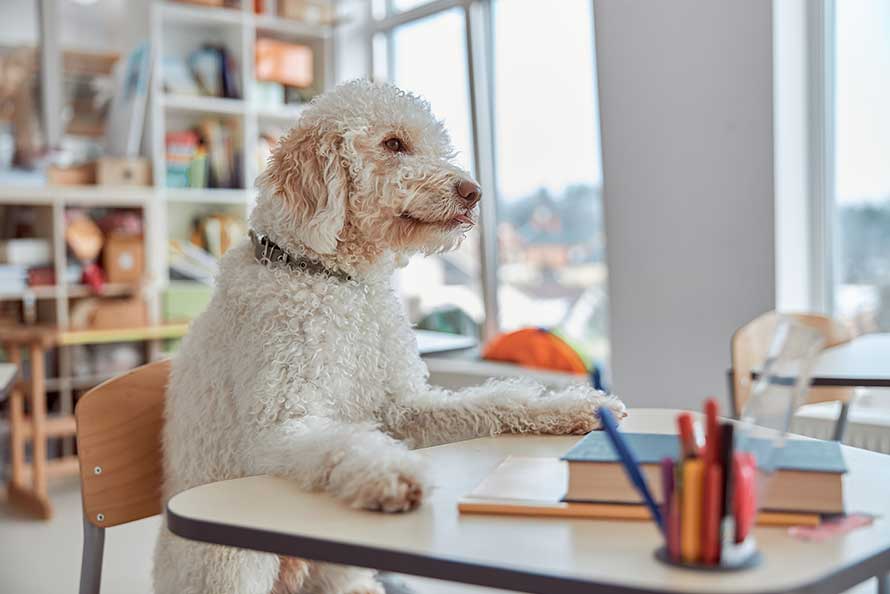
[153,80,625,594]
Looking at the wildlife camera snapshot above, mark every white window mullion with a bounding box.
[807,0,836,314]
[465,0,500,341]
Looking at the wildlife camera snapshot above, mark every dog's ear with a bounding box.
[262,125,349,254]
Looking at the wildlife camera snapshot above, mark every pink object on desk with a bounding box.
[789,514,875,542]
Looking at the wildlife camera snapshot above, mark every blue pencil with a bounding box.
[598,407,666,535]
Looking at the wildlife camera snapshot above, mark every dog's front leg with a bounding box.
[246,416,427,512]
[382,379,627,448]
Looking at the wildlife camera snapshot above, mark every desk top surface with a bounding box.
[808,333,890,386]
[167,409,890,594]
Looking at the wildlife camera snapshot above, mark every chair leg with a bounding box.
[832,401,851,442]
[79,514,105,594]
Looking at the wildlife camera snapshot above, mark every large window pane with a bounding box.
[492,0,607,366]
[834,0,890,329]
[388,8,483,335]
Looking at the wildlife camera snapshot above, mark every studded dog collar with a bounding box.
[249,230,353,282]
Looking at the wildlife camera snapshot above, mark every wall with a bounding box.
[594,0,775,410]
[773,0,814,313]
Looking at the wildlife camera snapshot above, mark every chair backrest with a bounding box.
[75,359,170,528]
[730,311,854,416]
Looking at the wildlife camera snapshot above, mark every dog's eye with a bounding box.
[384,137,406,153]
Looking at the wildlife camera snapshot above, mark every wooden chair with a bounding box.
[74,359,170,594]
[730,311,856,441]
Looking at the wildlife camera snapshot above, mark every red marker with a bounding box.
[677,413,699,458]
[704,398,721,465]
[733,452,757,543]
[701,463,723,564]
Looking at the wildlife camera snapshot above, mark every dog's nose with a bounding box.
[456,179,481,207]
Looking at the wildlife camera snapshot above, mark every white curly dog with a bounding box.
[154,80,625,594]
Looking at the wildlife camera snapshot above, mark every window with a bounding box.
[491,0,607,364]
[832,0,890,329]
[372,0,608,362]
[384,7,484,332]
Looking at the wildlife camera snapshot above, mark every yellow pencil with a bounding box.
[681,459,704,563]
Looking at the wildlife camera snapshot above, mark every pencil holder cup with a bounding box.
[653,445,763,572]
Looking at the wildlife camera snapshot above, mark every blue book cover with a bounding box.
[562,432,847,474]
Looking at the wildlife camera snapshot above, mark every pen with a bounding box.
[598,407,665,534]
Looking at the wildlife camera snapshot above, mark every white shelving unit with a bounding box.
[149,0,335,305]
[0,0,336,429]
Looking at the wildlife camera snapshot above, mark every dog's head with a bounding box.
[256,80,480,263]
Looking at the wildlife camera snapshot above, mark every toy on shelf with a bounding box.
[65,210,105,292]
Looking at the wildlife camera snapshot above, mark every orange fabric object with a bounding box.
[482,328,587,375]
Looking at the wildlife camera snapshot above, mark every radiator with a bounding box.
[791,395,890,454]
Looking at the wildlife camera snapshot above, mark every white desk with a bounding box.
[414,329,477,356]
[752,333,890,389]
[807,333,890,388]
[167,409,890,594]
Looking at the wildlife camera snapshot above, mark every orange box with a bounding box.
[89,297,148,330]
[103,234,145,284]
[255,38,313,88]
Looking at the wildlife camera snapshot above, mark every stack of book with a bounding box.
[459,431,846,526]
[0,264,26,293]
[165,119,241,189]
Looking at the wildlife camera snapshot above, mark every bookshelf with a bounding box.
[0,0,337,457]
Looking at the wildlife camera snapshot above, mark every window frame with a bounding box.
[369,0,501,340]
[808,0,837,315]
[369,0,602,341]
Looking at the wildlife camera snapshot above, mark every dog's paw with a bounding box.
[527,386,627,435]
[351,470,425,513]
[330,450,427,513]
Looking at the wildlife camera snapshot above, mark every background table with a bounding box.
[0,323,188,519]
[750,332,890,441]
[168,409,890,594]
[415,329,477,356]
[803,333,890,388]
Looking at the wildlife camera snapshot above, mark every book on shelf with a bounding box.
[162,56,202,96]
[105,42,151,157]
[562,431,846,514]
[185,45,241,100]
[165,119,241,190]
[0,264,27,293]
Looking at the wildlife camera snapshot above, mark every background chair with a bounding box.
[730,311,857,441]
[75,359,169,594]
